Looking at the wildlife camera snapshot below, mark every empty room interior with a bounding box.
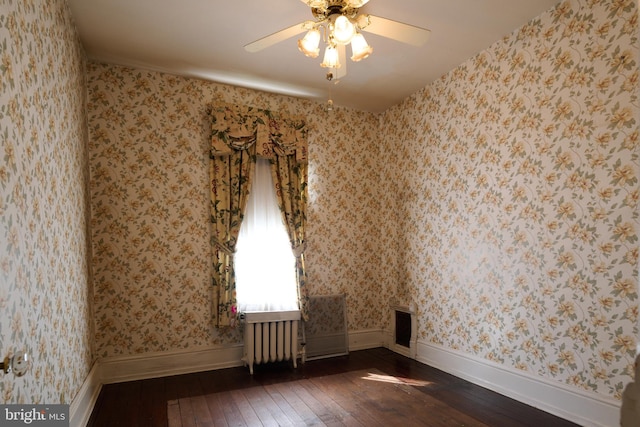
[0,0,639,426]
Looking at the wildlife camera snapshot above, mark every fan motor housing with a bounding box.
[311,0,358,20]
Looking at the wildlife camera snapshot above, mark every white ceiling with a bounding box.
[68,0,560,113]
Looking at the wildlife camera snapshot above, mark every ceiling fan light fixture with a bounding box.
[350,32,372,61]
[320,45,341,68]
[246,0,431,82]
[332,15,355,44]
[298,28,321,58]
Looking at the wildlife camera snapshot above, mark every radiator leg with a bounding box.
[292,320,299,369]
[255,324,262,366]
[246,323,255,375]
[301,320,307,364]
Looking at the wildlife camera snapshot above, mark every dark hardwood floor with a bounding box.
[87,348,579,426]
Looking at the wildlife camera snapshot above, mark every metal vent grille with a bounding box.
[304,294,348,360]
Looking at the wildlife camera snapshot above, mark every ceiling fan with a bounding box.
[244,0,431,81]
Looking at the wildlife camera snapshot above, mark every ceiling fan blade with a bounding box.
[360,15,430,47]
[244,22,309,53]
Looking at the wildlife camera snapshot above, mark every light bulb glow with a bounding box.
[297,29,321,58]
[350,33,372,61]
[332,15,355,45]
[320,45,341,68]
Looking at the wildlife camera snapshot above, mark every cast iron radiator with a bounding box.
[240,310,301,374]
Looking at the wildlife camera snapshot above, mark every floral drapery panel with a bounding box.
[270,136,310,321]
[209,145,255,328]
[209,102,308,327]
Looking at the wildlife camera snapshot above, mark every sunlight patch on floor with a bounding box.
[361,372,432,387]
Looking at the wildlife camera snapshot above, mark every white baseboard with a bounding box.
[70,362,102,427]
[415,340,621,427]
[100,344,245,384]
[383,329,417,359]
[388,342,415,359]
[98,330,384,386]
[348,329,385,351]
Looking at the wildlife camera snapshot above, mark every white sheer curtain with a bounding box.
[235,158,299,312]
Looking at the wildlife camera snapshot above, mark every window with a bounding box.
[234,158,299,312]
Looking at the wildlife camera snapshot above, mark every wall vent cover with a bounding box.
[304,294,348,360]
[395,310,411,348]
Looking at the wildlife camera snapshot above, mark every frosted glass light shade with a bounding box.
[350,33,372,61]
[333,15,355,45]
[297,29,321,58]
[320,45,341,68]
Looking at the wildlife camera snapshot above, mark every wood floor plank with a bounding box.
[338,370,422,425]
[269,380,328,426]
[239,387,279,426]
[141,376,168,427]
[167,400,181,427]
[187,395,213,427]
[229,388,264,425]
[122,380,144,427]
[89,348,580,427]
[309,373,388,427]
[377,374,492,427]
[203,392,229,427]
[217,388,247,427]
[263,383,308,425]
[177,397,196,427]
[431,384,518,426]
[242,384,294,426]
[332,369,490,427]
[94,385,117,427]
[298,377,364,427]
[285,378,343,425]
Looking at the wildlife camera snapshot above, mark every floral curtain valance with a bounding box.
[210,102,308,163]
[209,101,309,328]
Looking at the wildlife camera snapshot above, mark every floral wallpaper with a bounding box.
[379,0,638,399]
[3,0,633,415]
[86,65,383,357]
[87,0,636,404]
[0,0,94,405]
